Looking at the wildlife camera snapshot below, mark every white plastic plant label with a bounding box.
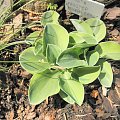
[65,0,105,18]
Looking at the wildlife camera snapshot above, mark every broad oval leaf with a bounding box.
[46,44,62,63]
[19,47,50,74]
[86,50,99,66]
[34,39,43,55]
[72,66,101,84]
[97,60,113,87]
[59,90,75,104]
[70,19,93,35]
[57,47,87,68]
[95,41,120,60]
[85,18,106,42]
[69,31,85,45]
[41,10,59,26]
[78,32,97,44]
[26,31,42,44]
[43,23,69,55]
[69,31,98,45]
[59,72,84,106]
[29,70,60,105]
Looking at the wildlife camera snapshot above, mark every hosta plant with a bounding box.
[19,10,120,105]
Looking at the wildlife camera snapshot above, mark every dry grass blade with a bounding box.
[0,0,13,25]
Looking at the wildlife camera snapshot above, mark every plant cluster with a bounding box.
[19,10,120,105]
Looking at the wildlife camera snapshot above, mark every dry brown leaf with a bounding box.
[18,69,31,79]
[90,90,99,98]
[95,108,104,117]
[110,29,119,37]
[13,13,23,29]
[0,13,23,44]
[108,89,120,105]
[115,78,120,88]
[115,86,120,98]
[104,7,120,20]
[103,97,113,113]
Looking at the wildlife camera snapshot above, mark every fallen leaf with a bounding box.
[102,97,113,113]
[18,69,31,79]
[108,89,120,105]
[95,108,104,117]
[115,86,120,98]
[90,90,99,98]
[115,78,120,88]
[110,29,119,37]
[104,7,120,20]
[13,13,23,29]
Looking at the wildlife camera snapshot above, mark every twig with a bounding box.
[63,113,67,120]
[75,113,92,117]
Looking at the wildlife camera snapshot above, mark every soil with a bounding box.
[0,0,120,120]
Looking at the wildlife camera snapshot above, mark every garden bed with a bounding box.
[0,0,120,120]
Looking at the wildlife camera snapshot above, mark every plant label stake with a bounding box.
[65,0,105,19]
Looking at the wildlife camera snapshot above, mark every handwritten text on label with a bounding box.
[65,0,105,18]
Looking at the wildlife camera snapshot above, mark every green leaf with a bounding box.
[19,47,50,74]
[59,72,84,106]
[57,46,87,68]
[43,23,69,55]
[69,31,85,45]
[74,42,95,49]
[41,10,59,26]
[70,19,93,35]
[29,70,60,105]
[97,60,113,87]
[85,18,106,42]
[59,90,75,104]
[34,39,43,55]
[69,31,98,45]
[72,66,101,84]
[86,50,99,66]
[95,41,120,60]
[46,44,61,63]
[26,31,42,45]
